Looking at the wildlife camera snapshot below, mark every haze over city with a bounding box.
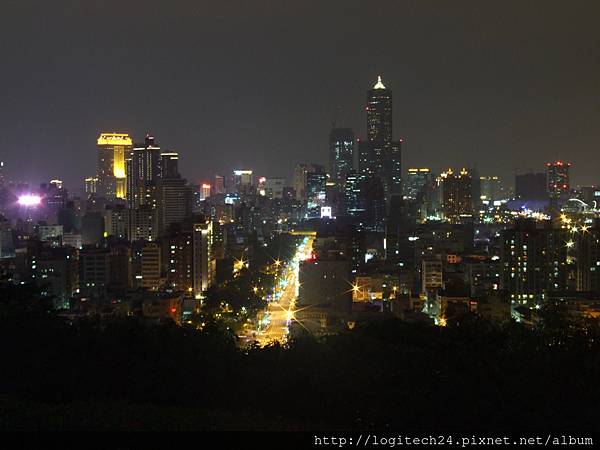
[2,0,600,190]
[2,0,600,442]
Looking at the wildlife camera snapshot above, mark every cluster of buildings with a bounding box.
[0,76,599,332]
[0,134,217,321]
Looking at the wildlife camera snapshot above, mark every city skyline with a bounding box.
[1,1,600,190]
[2,1,600,437]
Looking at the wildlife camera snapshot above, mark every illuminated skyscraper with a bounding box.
[358,76,402,202]
[546,161,571,200]
[127,135,161,209]
[329,128,354,187]
[305,168,327,218]
[97,133,133,200]
[193,220,216,297]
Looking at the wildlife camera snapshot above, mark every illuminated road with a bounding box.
[241,236,314,347]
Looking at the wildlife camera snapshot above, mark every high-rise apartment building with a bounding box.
[500,219,574,308]
[193,220,216,298]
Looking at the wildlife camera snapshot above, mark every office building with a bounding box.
[79,247,111,299]
[160,151,179,179]
[343,171,366,217]
[479,176,502,203]
[233,170,253,195]
[96,133,132,200]
[127,135,161,210]
[306,168,328,218]
[157,178,194,235]
[199,183,211,201]
[405,168,432,200]
[264,177,285,199]
[441,168,473,223]
[129,205,159,242]
[546,161,571,200]
[515,172,548,201]
[329,128,354,187]
[214,175,225,195]
[358,76,402,201]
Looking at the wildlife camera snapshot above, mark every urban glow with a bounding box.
[18,195,42,206]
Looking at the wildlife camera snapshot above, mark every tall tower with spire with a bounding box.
[359,75,402,203]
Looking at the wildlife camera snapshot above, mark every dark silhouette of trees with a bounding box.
[0,288,599,431]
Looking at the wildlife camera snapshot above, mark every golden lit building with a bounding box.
[97,132,133,200]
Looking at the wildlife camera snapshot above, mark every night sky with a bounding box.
[2,0,599,193]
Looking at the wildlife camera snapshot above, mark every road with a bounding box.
[241,236,314,347]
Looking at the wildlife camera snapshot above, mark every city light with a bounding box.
[18,195,42,206]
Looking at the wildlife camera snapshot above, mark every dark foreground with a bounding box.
[1,290,599,431]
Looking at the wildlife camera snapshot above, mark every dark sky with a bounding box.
[2,0,600,193]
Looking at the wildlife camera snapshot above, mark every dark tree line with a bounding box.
[1,284,599,431]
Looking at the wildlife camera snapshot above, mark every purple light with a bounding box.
[18,195,42,206]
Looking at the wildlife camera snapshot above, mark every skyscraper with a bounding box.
[214,175,225,195]
[157,179,193,235]
[233,170,253,195]
[156,149,193,235]
[405,168,432,200]
[306,168,328,218]
[500,219,573,308]
[329,128,354,187]
[358,76,402,202]
[199,183,211,201]
[546,161,571,201]
[160,151,180,179]
[515,171,548,201]
[293,163,320,202]
[193,220,216,298]
[127,135,161,210]
[441,168,473,223]
[96,133,133,200]
[479,176,502,203]
[343,171,366,217]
